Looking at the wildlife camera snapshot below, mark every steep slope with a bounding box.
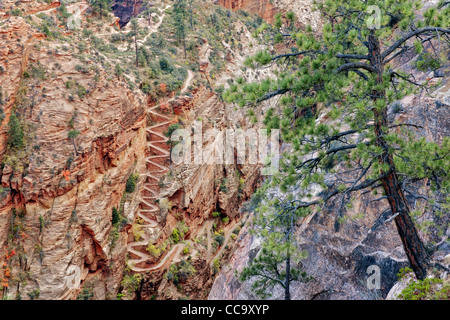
[0,2,148,300]
[209,0,450,301]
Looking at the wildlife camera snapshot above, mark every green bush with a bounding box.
[166,260,196,284]
[11,8,21,16]
[416,52,442,71]
[68,130,80,139]
[159,57,173,73]
[147,244,162,258]
[220,178,228,193]
[125,173,139,193]
[27,289,40,300]
[7,112,24,149]
[171,228,180,244]
[212,258,221,274]
[112,207,120,225]
[76,85,87,99]
[76,287,94,300]
[399,278,450,300]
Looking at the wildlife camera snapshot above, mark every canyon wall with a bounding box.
[215,0,321,30]
[0,2,148,299]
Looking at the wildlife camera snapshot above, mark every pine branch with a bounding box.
[257,88,290,103]
[382,27,450,61]
[336,62,376,74]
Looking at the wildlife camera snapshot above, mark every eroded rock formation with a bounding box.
[0,2,147,299]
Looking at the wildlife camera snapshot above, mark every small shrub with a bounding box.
[159,57,173,73]
[7,112,24,149]
[68,130,80,139]
[212,258,221,274]
[27,289,40,300]
[220,178,228,193]
[76,85,87,99]
[76,287,94,300]
[171,228,180,244]
[211,211,221,218]
[125,173,140,193]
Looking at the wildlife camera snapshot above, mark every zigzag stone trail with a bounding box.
[126,70,194,273]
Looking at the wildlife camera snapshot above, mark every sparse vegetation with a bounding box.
[125,173,140,193]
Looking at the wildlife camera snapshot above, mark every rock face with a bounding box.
[216,0,321,30]
[0,16,35,160]
[0,4,148,299]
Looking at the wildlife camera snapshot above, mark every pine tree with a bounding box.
[7,112,24,149]
[226,0,450,280]
[187,0,194,30]
[240,205,311,300]
[130,18,140,67]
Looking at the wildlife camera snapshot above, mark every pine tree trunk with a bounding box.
[135,35,138,67]
[285,234,291,300]
[368,32,430,280]
[285,253,291,300]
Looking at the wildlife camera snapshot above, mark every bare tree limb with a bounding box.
[382,27,450,61]
[337,62,376,74]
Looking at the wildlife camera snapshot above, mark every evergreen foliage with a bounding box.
[240,205,311,299]
[88,0,111,17]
